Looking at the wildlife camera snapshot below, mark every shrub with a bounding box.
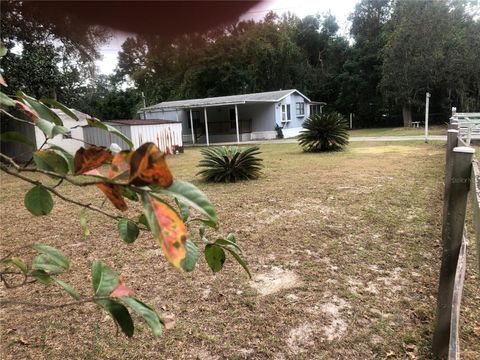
[298,112,349,152]
[275,124,284,139]
[197,146,263,183]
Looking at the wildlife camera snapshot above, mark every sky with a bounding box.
[95,0,359,75]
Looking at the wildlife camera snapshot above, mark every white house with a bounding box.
[139,89,325,145]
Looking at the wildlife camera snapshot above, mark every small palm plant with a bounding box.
[197,146,263,183]
[298,112,349,152]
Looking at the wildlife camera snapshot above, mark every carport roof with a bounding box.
[140,89,313,112]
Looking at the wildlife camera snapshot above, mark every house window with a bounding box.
[310,104,323,115]
[296,102,305,116]
[281,104,291,122]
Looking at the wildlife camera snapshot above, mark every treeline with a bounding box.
[2,0,479,126]
[116,0,480,127]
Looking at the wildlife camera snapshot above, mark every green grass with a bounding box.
[349,125,447,137]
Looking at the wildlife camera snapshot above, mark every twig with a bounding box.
[1,165,147,229]
[0,153,125,187]
[0,296,110,309]
[23,138,48,168]
[1,165,121,221]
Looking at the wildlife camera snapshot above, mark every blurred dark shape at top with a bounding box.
[20,1,261,37]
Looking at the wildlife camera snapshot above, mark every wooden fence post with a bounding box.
[433,146,474,359]
[442,130,459,241]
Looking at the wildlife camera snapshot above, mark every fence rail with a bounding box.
[432,115,480,359]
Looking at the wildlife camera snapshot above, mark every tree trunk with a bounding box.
[402,104,412,127]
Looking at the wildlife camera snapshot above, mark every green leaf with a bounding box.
[152,180,217,228]
[180,239,200,272]
[205,244,226,273]
[0,47,7,57]
[40,98,79,121]
[17,92,63,125]
[213,238,243,254]
[120,297,163,337]
[0,91,16,106]
[138,213,151,231]
[24,185,53,216]
[121,186,139,201]
[223,247,251,279]
[117,218,139,244]
[53,278,80,300]
[9,257,28,273]
[79,209,90,236]
[86,117,133,149]
[199,224,205,239]
[34,117,68,139]
[96,299,134,337]
[226,233,236,243]
[48,145,75,173]
[32,244,70,271]
[91,260,119,296]
[175,198,190,222]
[0,131,35,147]
[32,254,64,274]
[30,269,52,285]
[33,150,69,175]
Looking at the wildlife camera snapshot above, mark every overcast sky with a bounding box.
[95,0,359,75]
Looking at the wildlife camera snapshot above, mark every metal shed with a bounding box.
[83,119,183,153]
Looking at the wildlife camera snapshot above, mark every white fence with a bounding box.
[451,111,480,145]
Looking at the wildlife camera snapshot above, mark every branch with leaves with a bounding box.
[0,46,250,338]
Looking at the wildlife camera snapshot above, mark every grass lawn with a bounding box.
[1,141,479,359]
[349,125,447,137]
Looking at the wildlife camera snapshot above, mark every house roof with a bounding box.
[106,119,179,126]
[141,89,313,112]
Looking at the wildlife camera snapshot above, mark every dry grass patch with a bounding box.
[1,141,479,359]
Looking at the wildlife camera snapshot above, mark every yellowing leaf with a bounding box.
[141,193,187,269]
[110,284,134,298]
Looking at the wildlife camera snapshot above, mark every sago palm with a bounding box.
[298,112,349,152]
[197,146,263,183]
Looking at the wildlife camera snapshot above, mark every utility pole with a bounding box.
[141,91,147,120]
[425,92,431,143]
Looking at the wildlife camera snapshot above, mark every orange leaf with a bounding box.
[110,284,134,298]
[0,74,7,87]
[15,100,39,120]
[85,169,128,211]
[149,197,187,268]
[129,143,173,188]
[108,150,132,181]
[74,146,113,175]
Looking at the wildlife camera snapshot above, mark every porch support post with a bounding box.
[204,107,210,146]
[189,109,195,145]
[235,104,240,143]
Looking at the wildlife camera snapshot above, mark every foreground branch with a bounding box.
[1,165,121,221]
[0,296,110,309]
[0,153,125,187]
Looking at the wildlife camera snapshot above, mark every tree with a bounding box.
[0,48,250,337]
[380,0,480,126]
[0,0,108,105]
[336,0,392,127]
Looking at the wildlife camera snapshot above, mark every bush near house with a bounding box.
[298,112,349,152]
[197,146,263,183]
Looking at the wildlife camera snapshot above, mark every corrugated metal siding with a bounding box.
[130,123,182,153]
[83,125,132,149]
[83,123,182,153]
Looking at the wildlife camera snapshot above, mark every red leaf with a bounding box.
[74,146,113,175]
[85,169,128,211]
[15,100,39,120]
[129,143,173,187]
[108,150,132,181]
[110,284,134,298]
